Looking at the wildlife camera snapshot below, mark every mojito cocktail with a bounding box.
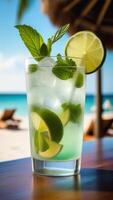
[26,56,85,175]
[16,24,105,176]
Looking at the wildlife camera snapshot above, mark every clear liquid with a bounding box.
[52,120,84,161]
[27,65,85,161]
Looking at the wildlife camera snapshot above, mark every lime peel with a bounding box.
[65,31,106,74]
[39,138,63,158]
[31,106,63,143]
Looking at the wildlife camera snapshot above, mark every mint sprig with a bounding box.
[50,24,70,44]
[75,72,84,88]
[56,54,76,66]
[40,43,48,57]
[28,64,38,73]
[62,103,82,123]
[52,54,77,80]
[15,25,43,61]
[15,24,69,61]
[52,66,76,80]
[46,24,69,55]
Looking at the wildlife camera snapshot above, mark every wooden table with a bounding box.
[0,137,113,200]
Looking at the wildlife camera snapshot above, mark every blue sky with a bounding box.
[0,0,113,94]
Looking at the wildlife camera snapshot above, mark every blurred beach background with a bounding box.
[1,94,113,116]
[0,0,113,161]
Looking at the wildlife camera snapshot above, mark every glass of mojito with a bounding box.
[16,24,105,176]
[26,56,85,176]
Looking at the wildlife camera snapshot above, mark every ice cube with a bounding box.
[55,78,73,102]
[71,87,85,105]
[38,57,56,68]
[26,71,39,91]
[28,86,44,107]
[43,93,61,113]
[27,66,56,90]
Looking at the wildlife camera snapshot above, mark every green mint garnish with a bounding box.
[75,72,84,88]
[62,102,69,110]
[40,43,49,57]
[50,24,70,44]
[69,104,82,123]
[52,66,75,80]
[56,54,76,66]
[28,64,38,73]
[52,54,76,80]
[47,24,70,56]
[15,24,69,62]
[15,25,43,61]
[62,103,82,123]
[46,24,70,56]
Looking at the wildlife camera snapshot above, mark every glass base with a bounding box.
[32,158,81,176]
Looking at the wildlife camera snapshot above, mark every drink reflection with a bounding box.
[31,173,82,200]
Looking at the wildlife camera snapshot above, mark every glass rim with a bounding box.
[26,56,82,60]
[25,56,85,70]
[25,65,85,71]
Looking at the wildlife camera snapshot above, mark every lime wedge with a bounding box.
[31,106,63,143]
[31,112,48,132]
[34,130,39,153]
[65,31,105,74]
[34,131,49,153]
[38,132,49,152]
[39,137,63,158]
[59,109,70,126]
[31,112,41,130]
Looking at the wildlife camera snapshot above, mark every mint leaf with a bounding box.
[28,64,38,73]
[16,24,70,61]
[69,104,82,123]
[40,43,48,57]
[15,25,43,61]
[62,103,69,110]
[52,66,76,80]
[66,57,76,66]
[75,72,84,88]
[46,24,69,55]
[56,54,67,66]
[50,24,70,44]
[56,54,76,67]
[62,103,82,123]
[52,54,76,80]
[47,38,52,55]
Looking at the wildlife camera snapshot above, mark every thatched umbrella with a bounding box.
[41,0,113,138]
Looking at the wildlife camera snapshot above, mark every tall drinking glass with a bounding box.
[26,56,85,176]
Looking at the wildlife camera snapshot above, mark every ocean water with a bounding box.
[0,94,113,116]
[0,94,28,116]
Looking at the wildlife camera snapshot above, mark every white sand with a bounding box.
[0,129,30,162]
[0,112,113,162]
[0,116,30,162]
[84,112,113,133]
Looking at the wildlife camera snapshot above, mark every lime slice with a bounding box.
[31,112,41,130]
[59,109,70,126]
[65,31,105,74]
[31,112,48,132]
[31,106,63,143]
[34,130,39,153]
[34,131,49,153]
[39,137,63,158]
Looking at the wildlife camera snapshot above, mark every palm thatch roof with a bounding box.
[42,0,113,49]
